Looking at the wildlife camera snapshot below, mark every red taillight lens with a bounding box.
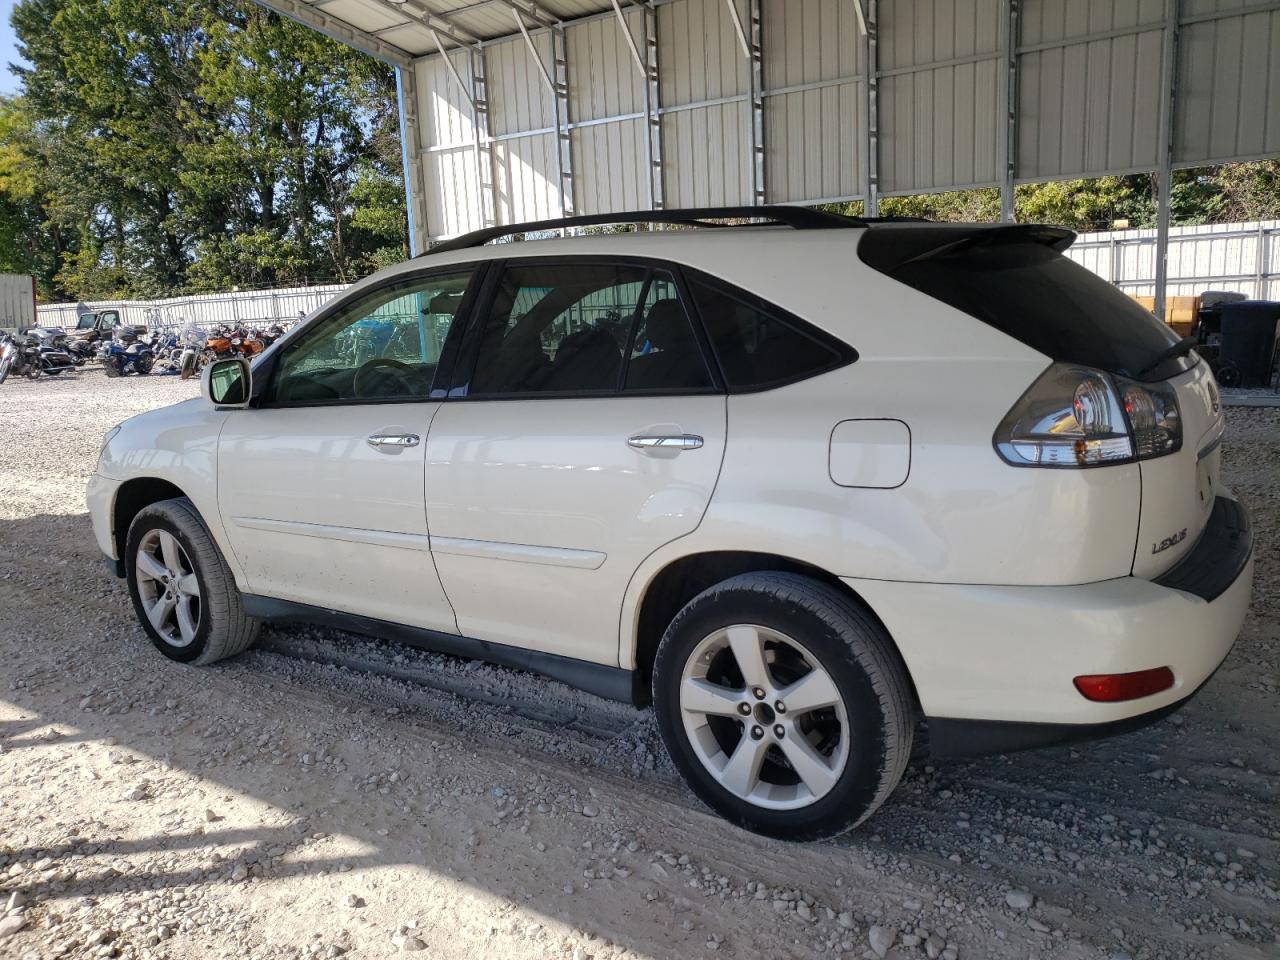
[1072,667,1175,702]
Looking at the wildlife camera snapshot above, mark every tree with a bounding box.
[4,0,408,300]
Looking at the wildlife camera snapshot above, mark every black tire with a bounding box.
[0,358,10,385]
[125,497,259,665]
[652,572,914,841]
[103,360,122,378]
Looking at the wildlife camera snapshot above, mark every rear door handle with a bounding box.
[367,433,420,449]
[627,433,704,451]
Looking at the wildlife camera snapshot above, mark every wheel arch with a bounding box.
[111,477,190,561]
[110,476,244,590]
[624,549,920,710]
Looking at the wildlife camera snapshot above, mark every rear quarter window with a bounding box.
[687,274,855,391]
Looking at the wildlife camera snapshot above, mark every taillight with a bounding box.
[994,363,1182,468]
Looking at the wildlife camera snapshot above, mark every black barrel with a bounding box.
[1217,301,1280,388]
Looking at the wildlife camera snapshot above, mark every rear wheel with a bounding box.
[126,498,258,664]
[103,359,122,377]
[653,572,913,840]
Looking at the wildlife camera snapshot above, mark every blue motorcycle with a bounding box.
[98,328,154,377]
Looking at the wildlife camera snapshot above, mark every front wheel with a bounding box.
[125,497,259,664]
[652,572,914,841]
[0,357,10,384]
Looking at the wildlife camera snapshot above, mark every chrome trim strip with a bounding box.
[230,517,432,552]
[429,535,606,570]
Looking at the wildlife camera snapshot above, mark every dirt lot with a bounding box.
[0,367,1276,960]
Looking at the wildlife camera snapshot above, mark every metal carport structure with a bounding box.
[253,0,1280,317]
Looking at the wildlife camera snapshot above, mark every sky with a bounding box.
[0,1,26,96]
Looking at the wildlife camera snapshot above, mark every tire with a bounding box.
[125,497,259,665]
[25,363,40,380]
[103,360,122,378]
[0,358,10,385]
[652,572,913,841]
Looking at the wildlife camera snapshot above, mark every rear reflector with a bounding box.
[1073,667,1175,703]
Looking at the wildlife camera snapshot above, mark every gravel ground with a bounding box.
[0,367,1276,960]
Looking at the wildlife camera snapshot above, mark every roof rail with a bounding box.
[422,205,869,256]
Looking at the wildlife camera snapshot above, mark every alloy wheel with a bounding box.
[679,624,849,810]
[135,529,202,647]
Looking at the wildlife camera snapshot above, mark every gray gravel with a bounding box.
[0,367,1276,960]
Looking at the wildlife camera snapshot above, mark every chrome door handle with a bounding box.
[627,433,704,451]
[367,433,420,449]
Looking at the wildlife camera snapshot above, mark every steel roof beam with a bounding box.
[250,0,413,67]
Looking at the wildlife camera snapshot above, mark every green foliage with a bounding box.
[0,0,407,300]
[826,165,1276,232]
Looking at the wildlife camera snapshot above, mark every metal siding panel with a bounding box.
[1176,9,1280,164]
[417,55,474,150]
[492,133,561,223]
[571,119,646,214]
[1017,26,1163,179]
[762,0,862,88]
[488,36,556,136]
[661,104,751,206]
[766,81,863,202]
[660,0,747,107]
[568,11,645,121]
[425,146,481,237]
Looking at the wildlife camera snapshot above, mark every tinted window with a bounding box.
[469,263,711,396]
[270,270,471,404]
[858,226,1187,382]
[689,278,848,390]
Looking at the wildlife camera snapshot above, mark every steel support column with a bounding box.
[862,0,879,217]
[1154,0,1181,321]
[999,0,1019,222]
[642,4,664,210]
[396,67,430,255]
[748,0,765,205]
[469,47,497,229]
[551,25,574,217]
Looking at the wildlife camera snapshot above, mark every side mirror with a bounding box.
[202,357,251,409]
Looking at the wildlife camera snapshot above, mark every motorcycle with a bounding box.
[26,327,81,375]
[147,331,186,375]
[98,328,155,377]
[178,322,207,380]
[0,331,48,383]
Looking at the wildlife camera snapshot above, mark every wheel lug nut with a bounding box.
[775,701,786,713]
[737,702,751,716]
[752,687,766,700]
[774,724,785,738]
[750,725,764,740]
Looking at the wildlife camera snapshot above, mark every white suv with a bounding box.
[87,207,1253,840]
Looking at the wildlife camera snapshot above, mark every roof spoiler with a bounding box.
[860,223,1077,274]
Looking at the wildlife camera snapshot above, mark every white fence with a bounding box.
[33,219,1280,331]
[1065,220,1280,301]
[36,283,350,332]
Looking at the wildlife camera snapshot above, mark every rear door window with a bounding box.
[465,262,714,396]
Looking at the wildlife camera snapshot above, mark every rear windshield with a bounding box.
[859,227,1190,381]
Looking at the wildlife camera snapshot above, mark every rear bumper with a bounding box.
[845,496,1253,748]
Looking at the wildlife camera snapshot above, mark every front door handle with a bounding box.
[367,433,420,449]
[627,433,704,451]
